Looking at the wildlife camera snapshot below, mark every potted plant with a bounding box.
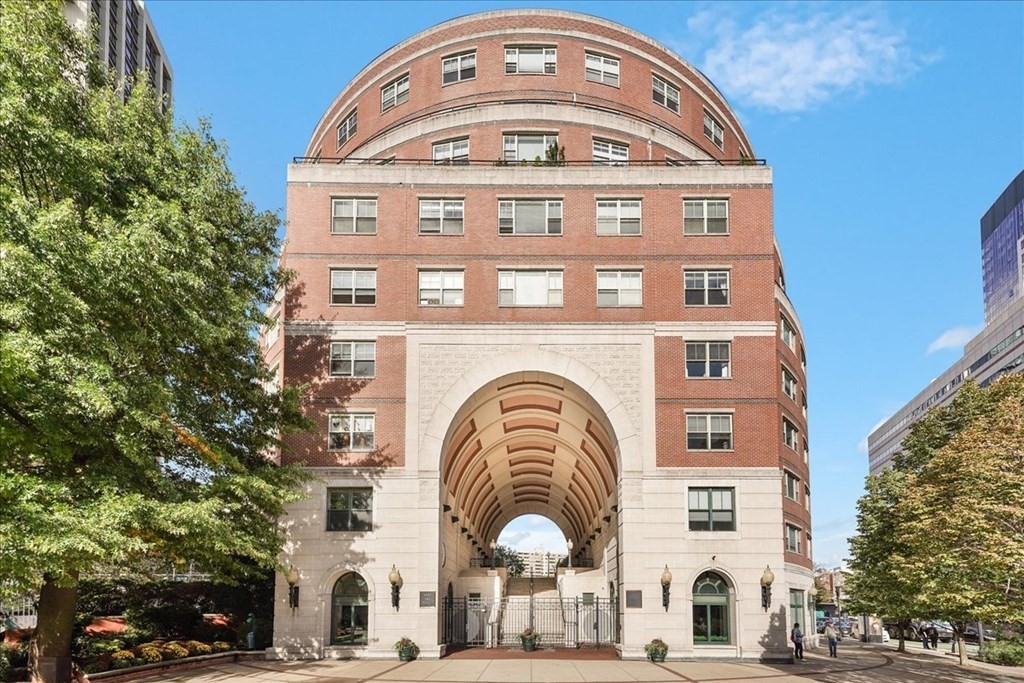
[393,637,419,661]
[519,627,541,652]
[644,638,668,662]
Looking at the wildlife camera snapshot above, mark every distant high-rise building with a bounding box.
[982,171,1024,323]
[62,0,172,104]
[868,170,1024,474]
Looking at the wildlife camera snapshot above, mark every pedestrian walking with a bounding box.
[824,621,839,657]
[791,623,804,660]
[921,626,931,649]
[929,626,939,650]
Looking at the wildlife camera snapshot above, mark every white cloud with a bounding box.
[857,414,892,453]
[683,5,937,112]
[497,515,567,553]
[926,324,983,354]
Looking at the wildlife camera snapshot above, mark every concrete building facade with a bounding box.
[265,10,812,661]
[868,170,1024,474]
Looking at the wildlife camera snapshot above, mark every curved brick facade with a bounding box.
[269,9,812,663]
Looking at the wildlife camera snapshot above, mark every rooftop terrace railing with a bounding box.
[292,156,766,166]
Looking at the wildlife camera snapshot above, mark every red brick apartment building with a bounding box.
[263,9,812,661]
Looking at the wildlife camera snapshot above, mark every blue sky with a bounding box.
[147,1,1024,567]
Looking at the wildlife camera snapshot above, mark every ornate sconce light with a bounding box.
[389,564,403,610]
[286,565,300,610]
[661,565,672,611]
[760,565,775,612]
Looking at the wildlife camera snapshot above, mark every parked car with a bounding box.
[963,626,997,643]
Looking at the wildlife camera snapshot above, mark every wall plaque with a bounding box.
[419,591,436,607]
[625,590,642,608]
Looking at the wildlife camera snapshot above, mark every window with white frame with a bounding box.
[328,413,375,451]
[803,437,809,464]
[265,315,279,347]
[596,199,641,234]
[503,133,558,162]
[380,74,409,112]
[782,365,797,400]
[329,341,376,378]
[498,270,563,306]
[418,270,464,306]
[802,391,807,417]
[593,139,629,165]
[781,315,796,348]
[326,488,373,532]
[498,199,562,235]
[267,364,279,393]
[432,138,469,165]
[652,74,680,113]
[804,485,811,511]
[783,417,798,450]
[684,270,729,306]
[685,341,731,378]
[784,471,800,502]
[336,110,357,148]
[505,46,556,74]
[703,110,724,149]
[597,270,642,307]
[684,199,729,234]
[442,51,476,84]
[418,200,464,234]
[688,487,735,531]
[786,524,802,553]
[331,199,377,234]
[686,413,733,450]
[330,269,376,305]
[585,51,620,86]
[800,346,807,370]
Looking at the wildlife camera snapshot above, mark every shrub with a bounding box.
[983,641,1024,667]
[110,650,140,669]
[0,656,9,683]
[211,641,233,653]
[1,643,29,668]
[137,646,164,664]
[125,603,202,639]
[82,661,110,675]
[160,643,189,660]
[184,640,212,656]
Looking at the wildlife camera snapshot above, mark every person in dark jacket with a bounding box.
[929,625,939,650]
[791,623,804,660]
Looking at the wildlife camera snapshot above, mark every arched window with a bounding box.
[331,572,368,645]
[693,571,730,644]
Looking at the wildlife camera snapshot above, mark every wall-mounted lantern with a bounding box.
[660,565,672,611]
[760,565,775,612]
[286,565,300,610]
[389,564,403,610]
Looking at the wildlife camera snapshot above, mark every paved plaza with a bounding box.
[133,642,1024,683]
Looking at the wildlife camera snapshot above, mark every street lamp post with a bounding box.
[567,539,574,568]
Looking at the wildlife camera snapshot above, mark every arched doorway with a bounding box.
[331,573,368,646]
[435,371,622,649]
[693,572,731,645]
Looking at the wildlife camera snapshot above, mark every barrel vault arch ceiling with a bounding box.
[441,372,619,550]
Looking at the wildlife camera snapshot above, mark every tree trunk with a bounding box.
[957,636,966,666]
[30,571,78,683]
[896,619,907,653]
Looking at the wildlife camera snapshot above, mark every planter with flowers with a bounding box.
[644,638,668,662]
[394,637,419,662]
[519,628,541,652]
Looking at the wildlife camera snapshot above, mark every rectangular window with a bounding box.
[781,315,796,348]
[684,199,729,234]
[419,200,464,234]
[786,525,802,553]
[804,485,811,511]
[593,139,629,165]
[419,270,464,306]
[330,269,377,305]
[686,413,733,450]
[329,341,376,378]
[684,270,730,306]
[685,341,731,378]
[652,74,680,113]
[498,199,562,235]
[703,111,725,149]
[331,199,377,234]
[442,51,476,84]
[688,487,735,531]
[337,110,357,148]
[265,316,280,347]
[784,471,800,502]
[503,133,559,162]
[596,199,641,234]
[328,414,375,452]
[803,437,809,464]
[782,366,797,400]
[585,51,620,86]
[381,74,409,112]
[597,270,642,307]
[498,270,563,307]
[432,138,469,165]
[789,589,805,629]
[326,487,373,531]
[783,418,798,450]
[505,46,556,74]
[267,364,279,394]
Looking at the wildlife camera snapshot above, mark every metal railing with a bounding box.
[293,156,765,167]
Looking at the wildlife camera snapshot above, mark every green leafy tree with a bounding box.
[493,544,526,577]
[845,467,924,652]
[900,375,1024,664]
[0,4,311,681]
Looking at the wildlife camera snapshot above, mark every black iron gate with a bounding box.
[442,596,616,648]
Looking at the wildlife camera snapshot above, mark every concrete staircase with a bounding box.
[506,577,558,598]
